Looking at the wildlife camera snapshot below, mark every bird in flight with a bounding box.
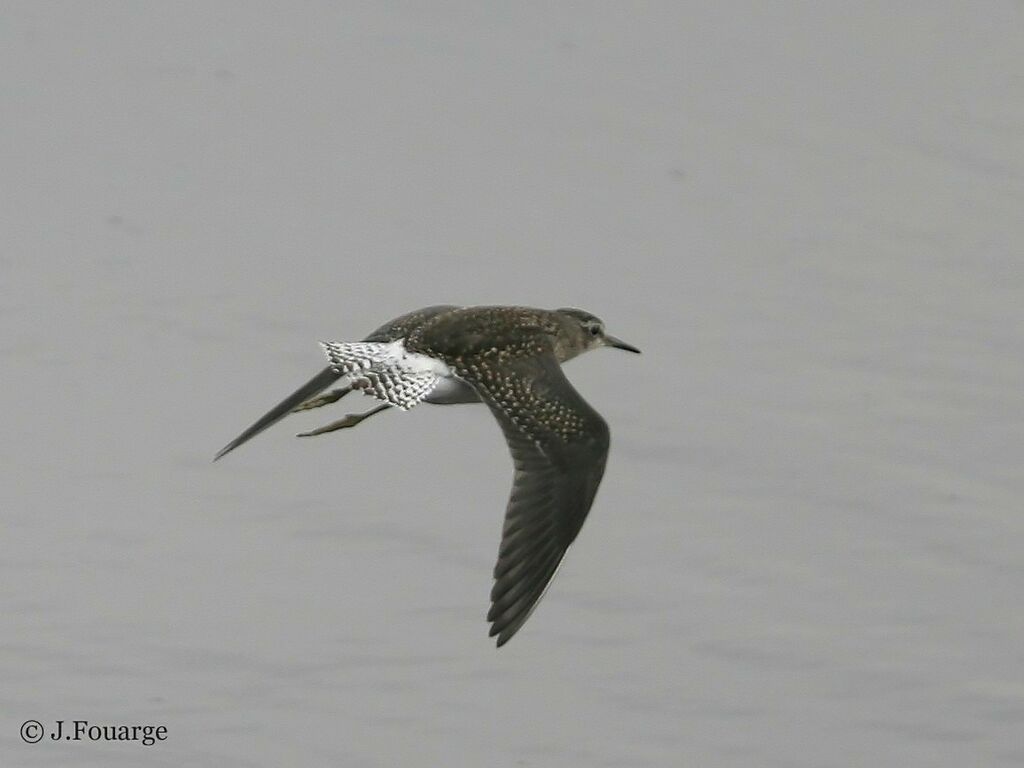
[214,305,640,646]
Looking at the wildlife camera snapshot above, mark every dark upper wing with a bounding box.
[406,305,559,360]
[364,304,460,342]
[213,366,340,461]
[460,352,610,647]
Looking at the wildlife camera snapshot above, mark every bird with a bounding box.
[214,305,640,646]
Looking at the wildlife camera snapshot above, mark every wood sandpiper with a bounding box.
[214,305,640,646]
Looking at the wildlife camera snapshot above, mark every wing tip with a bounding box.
[212,442,235,462]
[489,622,516,648]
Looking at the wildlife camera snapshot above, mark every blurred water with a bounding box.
[3,3,1023,766]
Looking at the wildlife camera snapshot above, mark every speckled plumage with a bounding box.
[214,305,639,646]
[319,340,450,410]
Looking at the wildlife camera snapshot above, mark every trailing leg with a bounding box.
[296,403,391,437]
[292,384,354,412]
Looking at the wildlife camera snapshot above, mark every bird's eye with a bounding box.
[589,325,601,336]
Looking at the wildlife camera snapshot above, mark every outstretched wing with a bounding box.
[460,352,610,646]
[214,366,340,461]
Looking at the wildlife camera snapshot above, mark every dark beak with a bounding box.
[605,334,641,354]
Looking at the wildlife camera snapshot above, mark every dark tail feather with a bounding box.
[213,366,340,461]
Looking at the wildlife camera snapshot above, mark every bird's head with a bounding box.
[553,307,641,362]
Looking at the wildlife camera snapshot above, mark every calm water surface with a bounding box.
[3,3,1023,766]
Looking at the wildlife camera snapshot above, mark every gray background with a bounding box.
[3,2,1023,766]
